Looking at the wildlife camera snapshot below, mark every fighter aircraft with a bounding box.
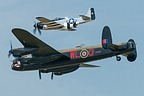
[33,8,95,35]
[8,26,137,80]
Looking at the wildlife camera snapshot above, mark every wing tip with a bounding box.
[12,28,30,35]
[36,17,42,19]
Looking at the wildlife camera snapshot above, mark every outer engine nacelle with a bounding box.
[10,48,38,57]
[127,39,137,62]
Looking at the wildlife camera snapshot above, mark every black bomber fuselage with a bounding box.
[11,43,133,72]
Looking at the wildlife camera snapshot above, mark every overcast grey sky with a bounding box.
[0,0,143,96]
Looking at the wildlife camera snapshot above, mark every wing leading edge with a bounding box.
[36,17,64,29]
[12,28,69,58]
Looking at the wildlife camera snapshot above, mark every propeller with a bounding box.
[51,72,54,80]
[33,22,42,35]
[8,42,13,58]
[39,70,42,80]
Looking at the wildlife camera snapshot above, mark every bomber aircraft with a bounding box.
[8,26,137,80]
[33,8,95,35]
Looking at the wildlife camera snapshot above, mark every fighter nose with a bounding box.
[34,22,38,28]
[34,24,37,27]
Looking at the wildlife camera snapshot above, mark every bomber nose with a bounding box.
[8,49,13,58]
[11,60,23,71]
[11,63,23,71]
[11,64,16,70]
[9,49,12,54]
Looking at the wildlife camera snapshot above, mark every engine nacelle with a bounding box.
[54,65,79,76]
[127,39,137,62]
[11,48,38,57]
[40,69,50,73]
[40,65,79,75]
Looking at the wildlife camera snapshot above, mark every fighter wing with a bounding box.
[36,17,64,29]
[36,17,52,22]
[12,28,69,58]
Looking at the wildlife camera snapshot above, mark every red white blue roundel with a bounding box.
[80,49,89,58]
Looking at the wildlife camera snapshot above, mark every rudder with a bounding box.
[102,26,112,49]
[87,8,95,20]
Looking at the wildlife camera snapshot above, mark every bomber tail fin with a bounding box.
[102,26,113,49]
[126,39,137,62]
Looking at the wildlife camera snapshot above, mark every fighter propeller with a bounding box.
[33,22,42,35]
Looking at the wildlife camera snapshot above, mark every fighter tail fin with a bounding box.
[87,8,95,20]
[102,26,112,49]
[79,8,95,20]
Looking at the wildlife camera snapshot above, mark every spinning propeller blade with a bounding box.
[51,72,54,80]
[39,70,42,80]
[8,42,13,58]
[33,22,42,35]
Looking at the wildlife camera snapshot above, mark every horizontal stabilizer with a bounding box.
[80,64,100,68]
[79,15,91,20]
[102,26,112,49]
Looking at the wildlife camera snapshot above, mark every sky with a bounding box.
[0,0,143,96]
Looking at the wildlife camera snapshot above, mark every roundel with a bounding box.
[68,18,74,24]
[80,49,89,58]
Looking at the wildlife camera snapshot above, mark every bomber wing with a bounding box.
[36,17,64,29]
[80,63,100,68]
[12,28,69,59]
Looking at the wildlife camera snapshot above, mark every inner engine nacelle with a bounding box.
[40,65,79,75]
[127,39,137,62]
[54,65,79,76]
[40,69,49,73]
